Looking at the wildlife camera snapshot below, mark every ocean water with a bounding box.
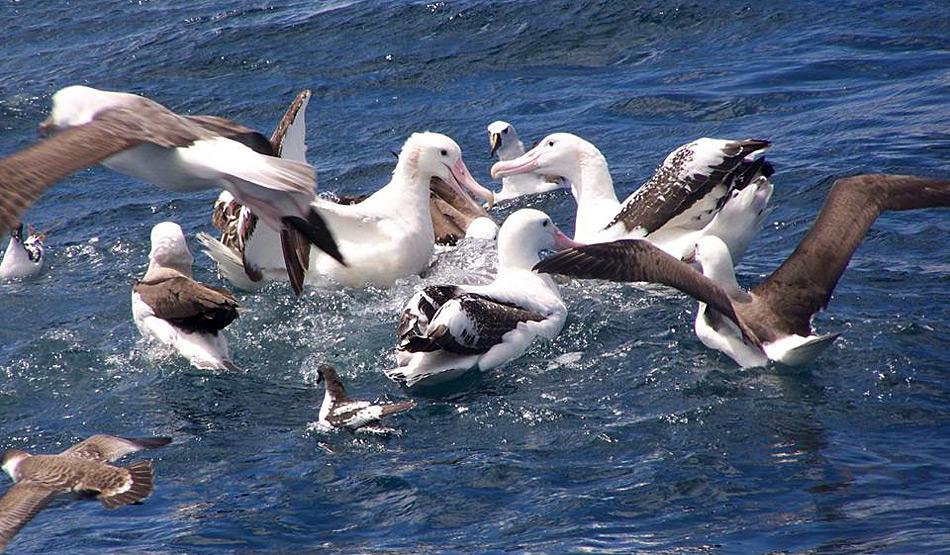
[1,0,949,553]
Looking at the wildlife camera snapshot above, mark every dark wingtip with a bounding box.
[283,208,347,269]
[122,436,173,449]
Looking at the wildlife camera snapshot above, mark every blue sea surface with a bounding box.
[1,0,949,553]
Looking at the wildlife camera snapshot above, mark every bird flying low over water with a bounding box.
[534,174,950,367]
[314,364,415,434]
[0,85,343,296]
[133,222,241,371]
[387,209,578,387]
[0,435,171,552]
[0,223,45,280]
[492,133,773,262]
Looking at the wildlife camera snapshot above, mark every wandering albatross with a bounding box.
[132,222,241,371]
[487,120,564,202]
[534,174,950,367]
[304,132,495,288]
[0,85,343,296]
[313,364,415,434]
[386,209,579,387]
[0,223,45,280]
[0,435,171,552]
[491,133,773,262]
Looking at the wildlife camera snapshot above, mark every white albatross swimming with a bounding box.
[487,121,564,202]
[0,85,343,296]
[386,208,578,387]
[0,223,45,280]
[305,132,495,288]
[534,174,950,367]
[491,133,773,262]
[132,222,241,371]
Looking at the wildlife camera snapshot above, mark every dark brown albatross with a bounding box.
[0,85,344,296]
[534,174,950,367]
[0,435,171,552]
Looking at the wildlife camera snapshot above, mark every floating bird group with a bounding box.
[1,83,947,551]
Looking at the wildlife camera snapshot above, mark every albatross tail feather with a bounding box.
[99,461,154,509]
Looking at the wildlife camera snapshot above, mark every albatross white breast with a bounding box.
[0,223,45,280]
[491,133,773,262]
[305,132,495,288]
[132,222,241,371]
[534,174,950,367]
[386,209,578,387]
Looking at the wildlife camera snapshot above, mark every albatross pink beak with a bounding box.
[490,146,542,180]
[553,227,583,251]
[449,158,495,209]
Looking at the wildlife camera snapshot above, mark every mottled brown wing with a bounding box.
[61,435,172,463]
[134,276,239,333]
[752,174,950,336]
[420,294,546,355]
[534,239,759,345]
[0,482,57,551]
[609,139,770,235]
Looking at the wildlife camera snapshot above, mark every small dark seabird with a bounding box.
[315,364,415,434]
[133,221,240,371]
[0,85,344,296]
[534,174,950,367]
[0,223,45,280]
[0,435,171,552]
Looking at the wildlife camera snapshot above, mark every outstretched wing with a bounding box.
[533,239,758,345]
[609,138,770,235]
[134,276,240,334]
[61,435,172,463]
[752,174,950,336]
[0,483,57,551]
[406,293,546,355]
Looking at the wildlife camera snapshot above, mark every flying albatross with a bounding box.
[534,174,950,367]
[314,364,416,434]
[487,120,564,202]
[133,221,241,371]
[0,85,344,296]
[492,132,773,262]
[0,434,171,552]
[387,209,578,387]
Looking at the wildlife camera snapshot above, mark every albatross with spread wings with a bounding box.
[535,174,950,367]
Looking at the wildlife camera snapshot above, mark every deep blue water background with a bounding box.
[1,1,949,553]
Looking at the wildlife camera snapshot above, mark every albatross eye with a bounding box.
[440,149,448,156]
[548,140,555,147]
[502,128,509,135]
[542,220,549,227]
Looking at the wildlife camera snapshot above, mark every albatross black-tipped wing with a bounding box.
[134,275,240,334]
[397,285,463,343]
[533,239,759,345]
[608,139,771,235]
[404,294,546,355]
[61,435,172,463]
[751,174,950,337]
[0,483,57,552]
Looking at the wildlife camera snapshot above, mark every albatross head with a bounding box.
[689,235,738,288]
[147,221,195,278]
[39,85,138,136]
[487,120,524,160]
[1,449,30,481]
[399,132,495,208]
[498,209,581,271]
[490,133,602,186]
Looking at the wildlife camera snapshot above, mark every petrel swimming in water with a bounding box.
[314,364,415,434]
[0,435,171,552]
[0,85,344,296]
[0,223,45,280]
[535,174,950,367]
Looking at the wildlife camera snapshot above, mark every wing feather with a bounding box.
[61,435,172,462]
[0,483,57,551]
[134,276,239,333]
[411,294,546,355]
